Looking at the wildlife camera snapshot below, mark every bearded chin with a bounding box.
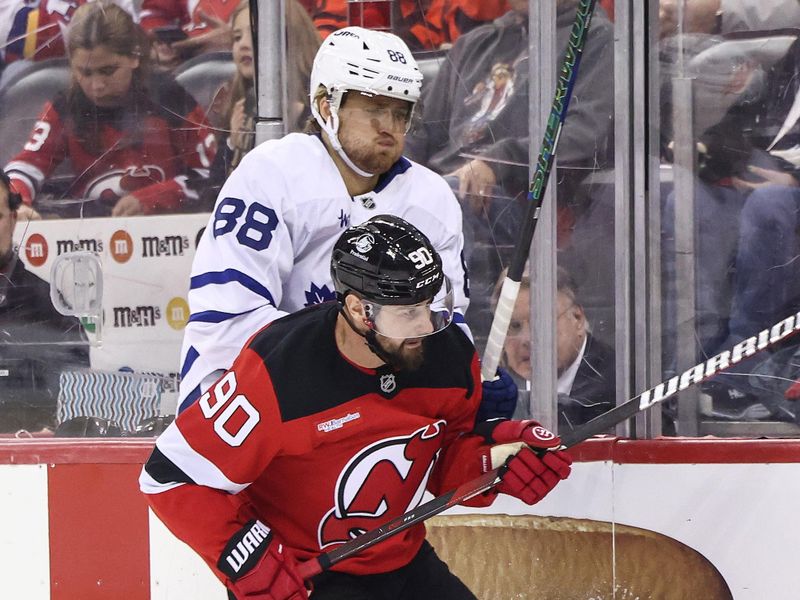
[379,340,426,372]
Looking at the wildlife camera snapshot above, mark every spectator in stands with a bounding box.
[406,0,613,202]
[201,0,320,209]
[0,0,140,90]
[480,265,615,432]
[4,1,217,219]
[140,0,239,71]
[404,0,614,347]
[309,0,510,51]
[0,171,89,433]
[659,7,800,425]
[659,0,800,38]
[660,10,800,357]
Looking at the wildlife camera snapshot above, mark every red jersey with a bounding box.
[141,302,494,584]
[5,75,217,215]
[312,0,509,50]
[139,0,239,38]
[2,0,139,63]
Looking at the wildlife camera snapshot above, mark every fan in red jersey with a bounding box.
[140,215,571,600]
[1,0,139,64]
[4,1,216,220]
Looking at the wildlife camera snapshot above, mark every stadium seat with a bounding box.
[413,48,447,95]
[174,51,237,114]
[0,58,70,167]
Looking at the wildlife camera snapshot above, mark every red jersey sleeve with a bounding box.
[141,346,297,585]
[4,101,67,205]
[425,351,497,508]
[139,0,189,32]
[132,103,217,214]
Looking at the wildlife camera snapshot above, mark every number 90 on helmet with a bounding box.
[331,215,454,339]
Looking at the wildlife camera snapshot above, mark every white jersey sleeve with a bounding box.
[177,143,296,409]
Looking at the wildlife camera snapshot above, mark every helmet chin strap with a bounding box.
[315,95,375,178]
[338,304,398,367]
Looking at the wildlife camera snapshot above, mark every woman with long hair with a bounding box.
[5,1,217,219]
[206,0,320,193]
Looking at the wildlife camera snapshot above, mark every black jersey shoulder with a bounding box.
[247,304,477,422]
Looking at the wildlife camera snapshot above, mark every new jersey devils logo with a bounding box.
[84,165,166,206]
[318,421,446,549]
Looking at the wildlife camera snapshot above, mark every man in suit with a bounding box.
[485,265,615,432]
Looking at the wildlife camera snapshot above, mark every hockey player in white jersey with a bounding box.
[178,26,517,413]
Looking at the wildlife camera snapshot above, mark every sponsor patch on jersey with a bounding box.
[316,411,362,433]
[359,196,376,209]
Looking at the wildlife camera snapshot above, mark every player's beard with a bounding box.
[375,336,426,372]
[339,130,403,174]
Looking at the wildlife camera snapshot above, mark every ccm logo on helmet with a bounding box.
[415,272,441,289]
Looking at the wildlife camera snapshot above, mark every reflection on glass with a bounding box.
[659,2,800,436]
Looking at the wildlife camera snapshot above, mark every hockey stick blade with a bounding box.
[298,310,800,580]
[482,0,598,379]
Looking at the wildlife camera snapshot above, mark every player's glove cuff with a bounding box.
[220,520,308,600]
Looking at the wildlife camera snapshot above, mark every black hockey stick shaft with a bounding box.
[296,468,503,580]
[561,311,800,447]
[482,0,598,379]
[298,310,800,580]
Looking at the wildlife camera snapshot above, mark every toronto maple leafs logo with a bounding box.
[305,283,336,306]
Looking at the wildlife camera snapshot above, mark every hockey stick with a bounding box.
[481,0,598,380]
[297,310,800,580]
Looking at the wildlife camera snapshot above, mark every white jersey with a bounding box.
[178,133,470,409]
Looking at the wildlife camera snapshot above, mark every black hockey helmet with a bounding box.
[331,215,453,338]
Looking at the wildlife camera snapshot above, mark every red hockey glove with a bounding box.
[220,520,308,600]
[475,419,571,505]
[496,446,572,505]
[785,380,800,400]
[476,418,563,450]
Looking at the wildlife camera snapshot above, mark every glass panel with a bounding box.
[657,0,800,437]
[405,1,617,434]
[0,0,241,437]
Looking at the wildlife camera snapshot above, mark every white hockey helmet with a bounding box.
[309,26,422,176]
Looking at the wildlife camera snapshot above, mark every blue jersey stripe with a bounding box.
[188,308,256,324]
[180,346,200,379]
[191,269,275,305]
[178,383,203,414]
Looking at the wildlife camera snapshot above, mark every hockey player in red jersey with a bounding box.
[140,215,572,599]
[4,1,216,220]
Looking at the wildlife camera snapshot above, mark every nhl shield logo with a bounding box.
[379,373,396,394]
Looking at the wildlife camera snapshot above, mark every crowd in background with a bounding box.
[3,0,800,436]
